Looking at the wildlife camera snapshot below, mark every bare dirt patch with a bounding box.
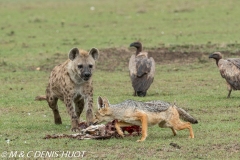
[95,46,240,71]
[38,46,240,72]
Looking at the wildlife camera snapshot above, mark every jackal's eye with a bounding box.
[89,64,93,68]
[98,104,104,109]
[78,65,83,69]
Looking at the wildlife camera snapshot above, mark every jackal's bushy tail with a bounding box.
[176,107,198,124]
[35,95,47,101]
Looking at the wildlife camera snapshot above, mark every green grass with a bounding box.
[0,0,240,159]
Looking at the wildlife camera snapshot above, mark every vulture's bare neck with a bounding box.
[215,59,221,66]
[136,46,143,55]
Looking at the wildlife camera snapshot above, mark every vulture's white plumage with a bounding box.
[129,42,155,97]
[209,52,240,98]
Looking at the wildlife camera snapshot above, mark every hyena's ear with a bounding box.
[89,48,99,60]
[97,96,104,109]
[69,47,80,61]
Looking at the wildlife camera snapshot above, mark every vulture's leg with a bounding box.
[227,89,232,98]
[133,91,137,96]
[226,82,232,98]
[137,91,146,97]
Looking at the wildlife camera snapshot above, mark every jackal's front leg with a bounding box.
[115,121,133,137]
[136,113,148,142]
[114,122,125,137]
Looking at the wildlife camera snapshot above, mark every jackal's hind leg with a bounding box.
[173,121,194,138]
[171,128,177,136]
[159,122,178,137]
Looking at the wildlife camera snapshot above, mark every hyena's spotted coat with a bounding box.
[36,47,99,131]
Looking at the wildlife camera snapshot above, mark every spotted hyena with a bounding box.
[35,47,99,131]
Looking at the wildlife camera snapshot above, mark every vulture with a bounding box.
[209,52,240,98]
[129,42,155,97]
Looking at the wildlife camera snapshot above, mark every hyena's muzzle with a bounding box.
[79,64,93,81]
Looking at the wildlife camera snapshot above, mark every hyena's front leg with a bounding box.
[82,84,94,126]
[85,95,94,126]
[64,96,79,132]
[74,98,84,119]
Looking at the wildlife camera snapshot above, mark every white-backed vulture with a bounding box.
[209,52,240,98]
[129,42,155,97]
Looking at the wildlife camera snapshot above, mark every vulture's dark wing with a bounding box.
[129,53,155,92]
[227,58,240,70]
[132,56,154,91]
[131,74,154,92]
[219,59,240,90]
[136,57,152,78]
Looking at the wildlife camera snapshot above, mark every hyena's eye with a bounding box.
[89,64,93,68]
[78,65,83,69]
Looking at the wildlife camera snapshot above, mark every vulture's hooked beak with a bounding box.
[129,43,135,47]
[208,54,214,59]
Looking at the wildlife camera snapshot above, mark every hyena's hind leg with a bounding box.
[46,86,62,124]
[47,96,62,124]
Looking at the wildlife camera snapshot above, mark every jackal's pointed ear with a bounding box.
[172,100,177,107]
[69,47,80,61]
[89,48,99,60]
[97,96,104,109]
[103,97,110,105]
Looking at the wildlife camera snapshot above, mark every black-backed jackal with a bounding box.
[95,97,198,142]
